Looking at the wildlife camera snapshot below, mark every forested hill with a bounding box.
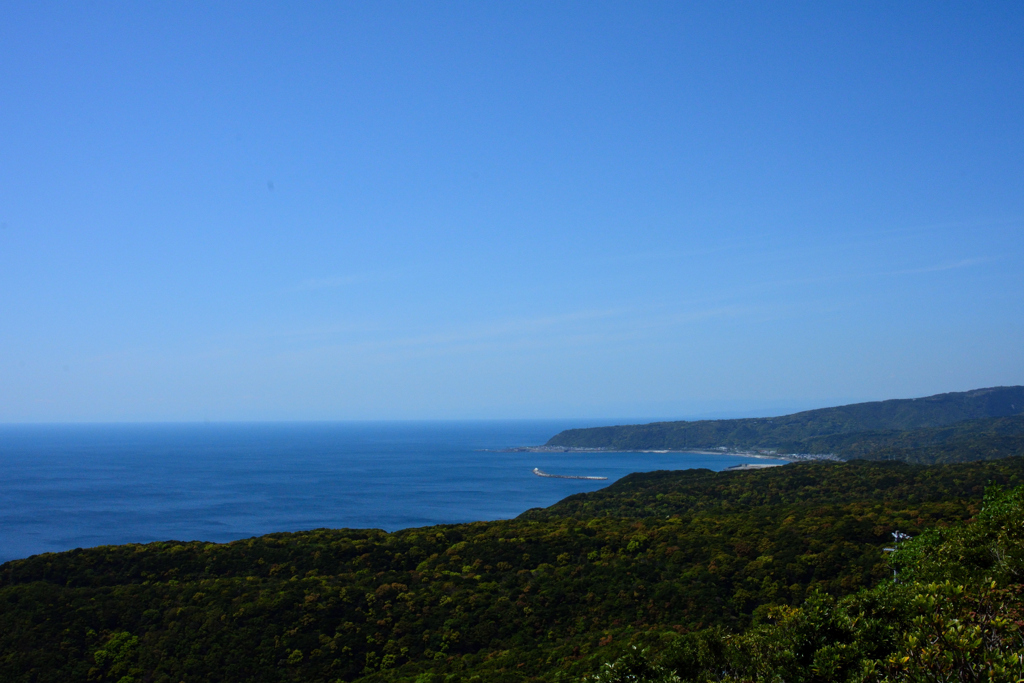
[545,385,1024,455]
[3,458,1024,682]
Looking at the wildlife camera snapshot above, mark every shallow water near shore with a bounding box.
[0,421,778,563]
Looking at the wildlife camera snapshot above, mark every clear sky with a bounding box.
[1,2,1022,422]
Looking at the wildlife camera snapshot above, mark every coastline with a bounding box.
[500,445,839,462]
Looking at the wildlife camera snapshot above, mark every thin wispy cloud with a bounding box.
[708,255,994,297]
[374,308,629,350]
[259,307,628,362]
[260,301,785,368]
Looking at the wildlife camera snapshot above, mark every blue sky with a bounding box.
[1,2,1022,421]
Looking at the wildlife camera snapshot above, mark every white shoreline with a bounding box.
[497,446,840,462]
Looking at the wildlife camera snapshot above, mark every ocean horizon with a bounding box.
[0,421,780,564]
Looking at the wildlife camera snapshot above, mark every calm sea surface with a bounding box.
[0,421,779,563]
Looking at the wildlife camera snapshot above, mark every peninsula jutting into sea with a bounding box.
[525,385,1024,464]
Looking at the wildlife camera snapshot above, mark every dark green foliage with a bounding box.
[850,419,1024,464]
[545,386,1024,460]
[893,482,1024,586]
[758,413,1024,463]
[3,458,1024,682]
[524,458,1024,520]
[590,646,682,683]
[594,484,1024,682]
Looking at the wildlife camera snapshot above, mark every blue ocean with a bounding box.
[0,421,777,564]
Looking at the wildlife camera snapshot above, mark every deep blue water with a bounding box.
[0,421,779,563]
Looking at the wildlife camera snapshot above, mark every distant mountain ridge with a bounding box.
[545,386,1024,460]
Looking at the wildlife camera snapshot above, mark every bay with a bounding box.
[0,421,778,563]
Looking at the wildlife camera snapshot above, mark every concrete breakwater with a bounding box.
[533,468,608,481]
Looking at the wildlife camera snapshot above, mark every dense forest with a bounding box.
[545,386,1024,463]
[591,481,1024,682]
[3,457,1024,682]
